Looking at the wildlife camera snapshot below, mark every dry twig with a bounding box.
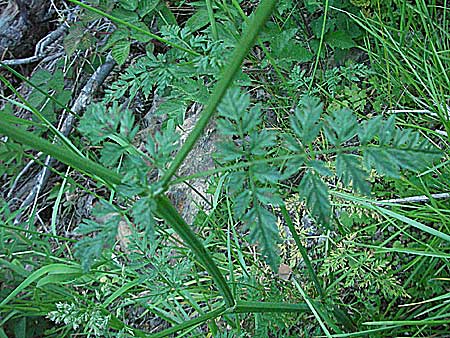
[375,192,450,205]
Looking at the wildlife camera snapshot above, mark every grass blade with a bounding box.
[0,119,121,187]
[231,300,308,313]
[0,264,80,307]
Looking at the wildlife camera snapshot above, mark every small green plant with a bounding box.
[47,302,110,336]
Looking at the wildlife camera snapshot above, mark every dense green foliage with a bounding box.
[1,0,449,336]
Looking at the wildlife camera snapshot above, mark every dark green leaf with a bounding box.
[131,22,153,43]
[145,119,180,170]
[336,153,371,195]
[324,108,358,145]
[119,0,137,11]
[185,9,210,32]
[363,147,400,178]
[132,196,156,241]
[358,116,382,145]
[216,142,244,162]
[378,115,396,145]
[242,105,262,134]
[249,130,277,156]
[157,99,188,125]
[255,187,283,206]
[282,157,305,179]
[298,170,331,226]
[234,190,252,218]
[74,203,120,271]
[290,95,323,146]
[226,171,247,194]
[100,142,126,166]
[308,160,333,176]
[78,103,122,144]
[217,88,251,122]
[253,163,281,184]
[111,8,139,22]
[326,31,355,49]
[244,204,280,270]
[138,0,159,17]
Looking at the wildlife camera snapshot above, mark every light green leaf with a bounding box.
[111,39,131,65]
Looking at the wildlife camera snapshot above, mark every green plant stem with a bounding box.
[333,191,450,243]
[308,0,329,90]
[0,75,83,157]
[66,0,199,56]
[143,300,311,336]
[231,300,308,313]
[0,224,76,243]
[206,0,219,40]
[160,0,278,188]
[154,196,235,307]
[0,120,121,187]
[280,205,324,298]
[363,319,450,326]
[230,0,290,90]
[293,277,332,337]
[169,144,440,185]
